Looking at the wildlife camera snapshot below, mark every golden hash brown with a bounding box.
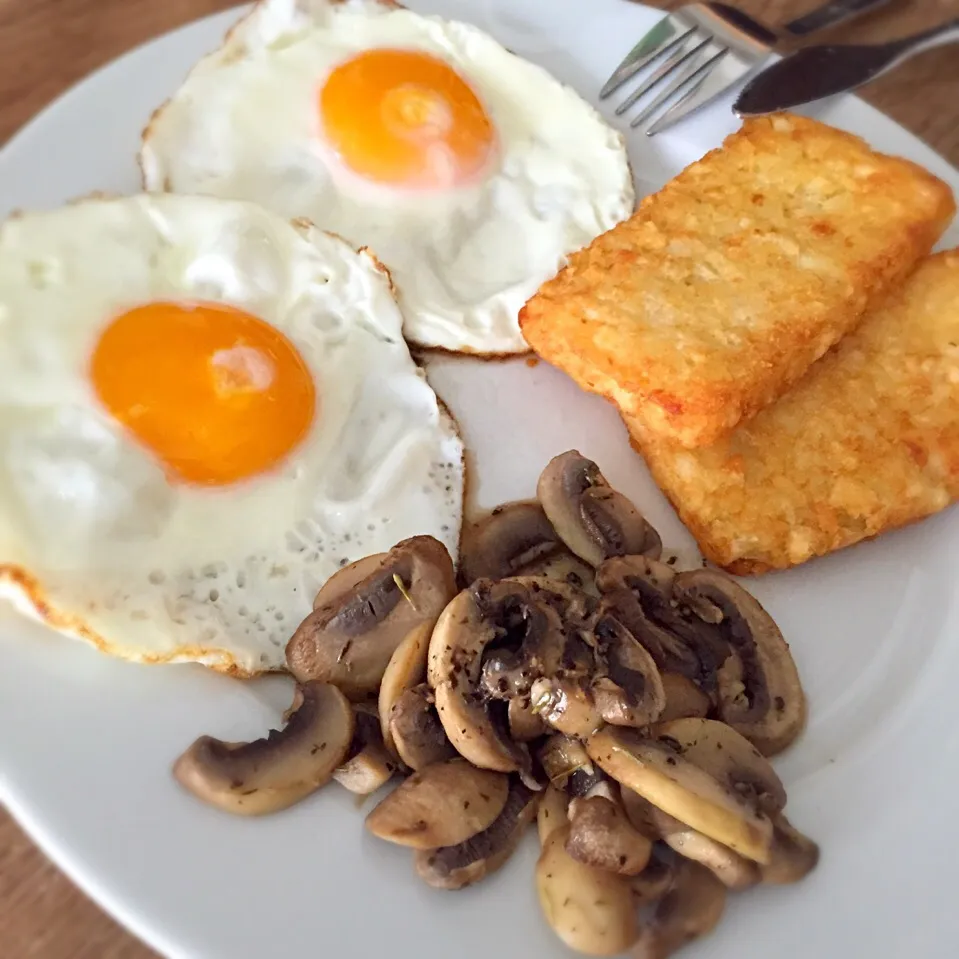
[628,251,959,574]
[520,114,955,449]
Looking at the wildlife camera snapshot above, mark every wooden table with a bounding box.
[0,0,956,956]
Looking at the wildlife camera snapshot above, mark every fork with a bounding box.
[601,0,894,135]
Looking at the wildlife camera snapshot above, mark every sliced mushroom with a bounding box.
[415,779,538,890]
[621,788,758,889]
[597,557,728,692]
[537,823,639,956]
[538,785,570,843]
[591,612,666,727]
[566,795,653,876]
[523,551,600,598]
[632,859,727,959]
[653,718,787,816]
[388,684,457,771]
[332,706,397,796]
[429,580,564,773]
[538,735,596,791]
[587,727,773,864]
[631,845,680,903]
[378,623,431,756]
[312,552,388,609]
[537,451,662,567]
[459,501,563,584]
[174,682,354,816]
[659,672,711,722]
[508,697,548,742]
[530,676,605,739]
[647,805,760,890]
[365,760,509,850]
[620,786,662,840]
[673,569,806,756]
[761,813,820,884]
[286,536,456,699]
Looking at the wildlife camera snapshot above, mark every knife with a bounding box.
[734,17,959,116]
[643,0,896,135]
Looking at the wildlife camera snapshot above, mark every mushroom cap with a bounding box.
[415,779,538,890]
[653,718,787,816]
[173,682,354,816]
[536,823,640,956]
[332,707,397,796]
[537,451,663,568]
[673,569,807,756]
[429,580,565,773]
[565,795,653,876]
[632,858,727,959]
[587,726,773,864]
[365,760,509,850]
[388,684,457,771]
[286,535,456,699]
[459,501,563,585]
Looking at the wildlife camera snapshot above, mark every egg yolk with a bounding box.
[320,49,496,189]
[91,302,316,486]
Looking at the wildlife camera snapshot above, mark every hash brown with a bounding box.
[629,251,959,574]
[520,114,956,448]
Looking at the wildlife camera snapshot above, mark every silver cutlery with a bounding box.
[735,16,959,115]
[601,0,894,135]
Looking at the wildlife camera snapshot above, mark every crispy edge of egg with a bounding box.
[0,195,468,677]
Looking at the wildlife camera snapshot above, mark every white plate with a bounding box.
[1,2,958,958]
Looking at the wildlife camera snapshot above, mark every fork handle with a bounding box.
[783,0,894,38]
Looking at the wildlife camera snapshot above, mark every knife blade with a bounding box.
[735,21,959,116]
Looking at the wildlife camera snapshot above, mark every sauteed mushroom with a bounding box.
[365,760,509,849]
[333,706,397,796]
[538,786,570,843]
[587,726,773,863]
[429,580,564,773]
[566,793,653,876]
[174,682,354,816]
[762,813,820,884]
[379,623,431,756]
[388,684,457,771]
[673,569,806,756]
[538,451,662,566]
[460,501,564,584]
[653,718,787,816]
[287,536,456,699]
[415,780,538,890]
[632,858,727,959]
[537,823,639,956]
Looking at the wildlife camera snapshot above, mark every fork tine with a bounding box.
[616,35,714,118]
[630,45,727,129]
[600,22,698,99]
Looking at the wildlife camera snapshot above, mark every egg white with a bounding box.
[0,194,464,674]
[139,0,635,355]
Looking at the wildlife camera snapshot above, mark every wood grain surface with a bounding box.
[0,1,956,957]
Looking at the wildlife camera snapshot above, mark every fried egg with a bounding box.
[139,0,635,355]
[0,194,464,674]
